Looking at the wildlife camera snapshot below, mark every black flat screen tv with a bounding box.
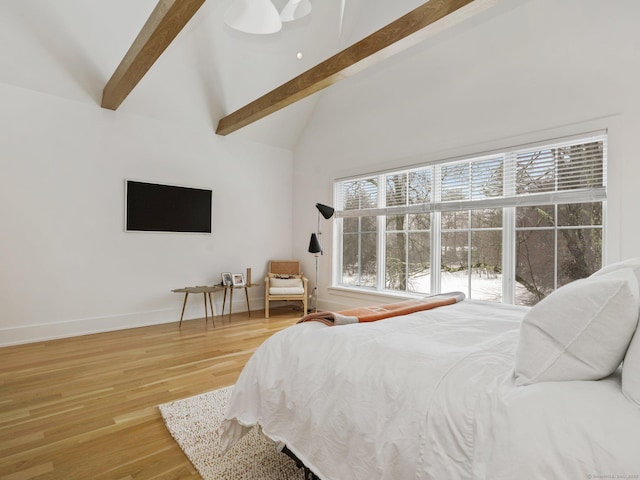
[125,180,212,233]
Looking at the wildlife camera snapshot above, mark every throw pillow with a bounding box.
[514,269,640,386]
[269,273,302,280]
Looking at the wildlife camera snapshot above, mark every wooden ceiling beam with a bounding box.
[101,0,205,110]
[216,0,498,136]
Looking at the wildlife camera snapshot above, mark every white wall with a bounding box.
[3,0,640,344]
[293,0,640,311]
[0,84,294,346]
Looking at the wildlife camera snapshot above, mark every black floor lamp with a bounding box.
[308,203,334,312]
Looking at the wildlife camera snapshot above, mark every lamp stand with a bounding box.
[312,252,320,312]
[312,210,322,313]
[308,203,334,313]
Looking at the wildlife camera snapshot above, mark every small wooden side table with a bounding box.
[172,285,223,328]
[221,283,258,320]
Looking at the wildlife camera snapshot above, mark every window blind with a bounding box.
[336,133,606,218]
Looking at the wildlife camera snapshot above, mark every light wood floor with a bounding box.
[0,307,302,480]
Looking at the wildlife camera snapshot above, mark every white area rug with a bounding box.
[159,386,304,480]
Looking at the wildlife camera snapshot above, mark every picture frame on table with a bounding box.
[232,273,245,287]
[221,272,233,286]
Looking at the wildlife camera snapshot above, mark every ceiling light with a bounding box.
[296,51,303,60]
[280,0,312,22]
[224,0,282,34]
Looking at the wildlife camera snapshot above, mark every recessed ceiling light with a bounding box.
[296,51,303,60]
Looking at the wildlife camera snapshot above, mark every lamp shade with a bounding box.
[280,0,312,22]
[224,0,282,34]
[316,203,335,219]
[308,233,322,254]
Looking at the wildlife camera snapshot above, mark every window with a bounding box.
[334,134,606,305]
[340,177,379,288]
[385,170,432,292]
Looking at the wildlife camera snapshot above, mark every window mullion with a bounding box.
[357,217,362,285]
[377,174,386,291]
[554,203,558,290]
[401,173,408,292]
[333,217,342,287]
[332,186,341,287]
[431,165,442,294]
[502,207,515,304]
[467,218,472,298]
[503,152,516,304]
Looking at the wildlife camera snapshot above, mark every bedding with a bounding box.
[221,300,640,480]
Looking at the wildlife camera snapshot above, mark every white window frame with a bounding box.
[333,132,607,304]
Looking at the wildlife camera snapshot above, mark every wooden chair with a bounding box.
[265,260,308,318]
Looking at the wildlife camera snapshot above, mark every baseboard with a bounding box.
[0,309,178,347]
[0,293,264,347]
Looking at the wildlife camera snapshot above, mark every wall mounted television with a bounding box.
[125,180,212,233]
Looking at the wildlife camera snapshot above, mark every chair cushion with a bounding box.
[269,286,305,295]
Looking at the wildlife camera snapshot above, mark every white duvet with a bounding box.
[221,300,640,479]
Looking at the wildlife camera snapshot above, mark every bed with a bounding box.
[221,261,640,479]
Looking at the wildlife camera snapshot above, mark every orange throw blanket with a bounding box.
[299,292,465,326]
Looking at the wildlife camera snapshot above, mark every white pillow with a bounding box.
[514,269,640,386]
[592,259,640,406]
[623,327,640,407]
[591,257,640,288]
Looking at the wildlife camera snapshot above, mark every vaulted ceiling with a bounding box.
[3,0,639,152]
[0,0,503,149]
[96,0,500,137]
